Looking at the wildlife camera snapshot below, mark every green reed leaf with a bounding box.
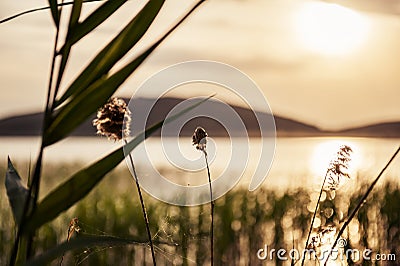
[5,157,28,225]
[48,0,60,27]
[25,147,123,233]
[54,0,83,92]
[44,46,157,146]
[67,0,127,46]
[43,55,136,146]
[69,0,82,27]
[55,0,165,107]
[43,0,204,146]
[26,96,213,233]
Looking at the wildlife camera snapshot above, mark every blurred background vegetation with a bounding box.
[1,163,398,265]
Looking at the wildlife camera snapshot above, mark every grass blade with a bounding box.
[44,58,133,146]
[26,96,213,233]
[68,0,82,27]
[55,0,165,106]
[44,49,154,146]
[48,0,60,27]
[53,0,83,98]
[5,157,28,225]
[44,0,204,146]
[67,0,127,46]
[24,147,123,233]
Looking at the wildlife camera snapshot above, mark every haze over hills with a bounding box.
[0,97,398,138]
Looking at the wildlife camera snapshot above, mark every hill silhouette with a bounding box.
[0,97,398,138]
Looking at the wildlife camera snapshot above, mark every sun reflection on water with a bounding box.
[309,139,362,181]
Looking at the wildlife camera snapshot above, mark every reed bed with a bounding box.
[1,164,399,265]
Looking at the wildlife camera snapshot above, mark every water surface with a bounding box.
[1,137,398,190]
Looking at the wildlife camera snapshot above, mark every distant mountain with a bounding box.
[0,97,398,138]
[336,122,400,138]
[0,112,95,137]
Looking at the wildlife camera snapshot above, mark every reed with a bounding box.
[302,145,352,266]
[93,97,156,264]
[192,126,214,266]
[3,1,206,264]
[323,146,400,265]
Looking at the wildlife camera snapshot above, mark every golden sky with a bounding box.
[0,0,399,130]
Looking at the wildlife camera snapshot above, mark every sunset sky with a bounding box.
[0,0,399,130]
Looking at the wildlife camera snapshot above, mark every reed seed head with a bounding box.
[307,226,336,252]
[325,145,353,190]
[93,98,131,141]
[192,126,208,151]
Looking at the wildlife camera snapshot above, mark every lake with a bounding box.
[0,137,399,265]
[1,137,399,191]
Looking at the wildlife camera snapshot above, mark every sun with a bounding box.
[294,2,370,55]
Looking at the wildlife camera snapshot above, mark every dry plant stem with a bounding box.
[204,151,214,266]
[323,146,400,266]
[301,171,329,266]
[125,140,156,266]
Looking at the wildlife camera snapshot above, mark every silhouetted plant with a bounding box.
[94,97,157,264]
[302,145,352,266]
[192,126,214,266]
[2,1,206,264]
[324,146,400,265]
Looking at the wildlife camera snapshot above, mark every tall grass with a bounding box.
[192,126,214,266]
[324,146,400,265]
[302,145,353,266]
[1,164,399,265]
[2,2,399,265]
